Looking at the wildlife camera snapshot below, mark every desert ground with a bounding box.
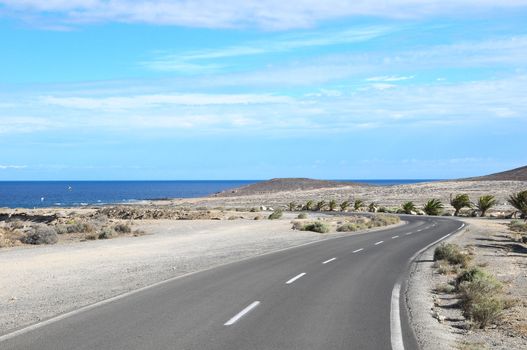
[172,180,526,214]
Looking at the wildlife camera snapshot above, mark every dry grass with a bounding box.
[0,227,24,248]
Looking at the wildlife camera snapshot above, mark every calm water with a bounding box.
[0,180,435,208]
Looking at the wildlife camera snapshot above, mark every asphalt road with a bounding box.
[1,215,462,350]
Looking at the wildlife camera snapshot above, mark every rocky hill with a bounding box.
[213,178,361,197]
[465,165,527,181]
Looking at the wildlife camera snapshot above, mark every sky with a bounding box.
[0,1,526,180]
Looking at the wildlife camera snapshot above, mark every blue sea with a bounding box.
[0,180,435,208]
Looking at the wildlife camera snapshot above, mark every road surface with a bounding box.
[1,215,462,350]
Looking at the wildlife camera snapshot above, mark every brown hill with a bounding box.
[213,178,362,197]
[465,165,527,181]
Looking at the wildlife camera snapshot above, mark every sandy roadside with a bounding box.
[0,213,371,335]
[408,218,527,349]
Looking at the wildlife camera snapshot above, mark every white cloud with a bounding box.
[0,165,27,169]
[39,93,293,110]
[370,83,397,90]
[143,26,392,72]
[366,75,414,82]
[1,74,520,136]
[0,117,63,133]
[2,1,527,29]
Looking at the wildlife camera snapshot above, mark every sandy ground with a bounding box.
[408,218,527,349]
[0,212,365,335]
[171,180,527,214]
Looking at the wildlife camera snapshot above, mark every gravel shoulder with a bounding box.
[407,218,527,349]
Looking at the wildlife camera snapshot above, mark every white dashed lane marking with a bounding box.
[286,273,306,285]
[224,301,261,326]
[322,258,337,264]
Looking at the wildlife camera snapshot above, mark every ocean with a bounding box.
[0,180,435,209]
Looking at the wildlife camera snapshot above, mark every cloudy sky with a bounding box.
[0,1,526,180]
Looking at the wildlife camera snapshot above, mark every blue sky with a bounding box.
[0,1,526,180]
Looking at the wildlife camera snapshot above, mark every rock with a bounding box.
[432,310,446,323]
[259,205,267,211]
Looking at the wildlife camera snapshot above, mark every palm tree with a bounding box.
[401,201,416,214]
[450,194,472,216]
[368,202,377,213]
[316,200,327,211]
[340,200,351,212]
[423,199,444,216]
[508,190,527,219]
[303,200,314,211]
[328,200,337,211]
[476,195,497,217]
[354,199,364,211]
[288,201,297,211]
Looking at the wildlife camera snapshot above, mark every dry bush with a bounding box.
[22,225,58,245]
[337,223,360,232]
[434,243,471,267]
[0,227,23,248]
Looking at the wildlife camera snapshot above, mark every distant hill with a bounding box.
[213,178,361,197]
[464,165,527,181]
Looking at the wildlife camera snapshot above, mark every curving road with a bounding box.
[0,215,462,350]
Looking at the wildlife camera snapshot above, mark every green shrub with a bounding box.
[476,195,497,217]
[297,213,307,219]
[337,223,359,232]
[509,219,527,232]
[98,227,115,239]
[340,200,351,211]
[315,201,327,211]
[328,200,337,211]
[65,222,95,234]
[288,202,297,211]
[455,267,487,289]
[353,199,364,211]
[424,199,444,216]
[507,190,527,219]
[114,224,132,233]
[433,243,470,267]
[450,194,472,216]
[303,200,314,211]
[457,269,504,328]
[302,222,330,233]
[268,210,283,220]
[401,201,416,214]
[371,214,400,226]
[435,283,455,293]
[469,297,504,329]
